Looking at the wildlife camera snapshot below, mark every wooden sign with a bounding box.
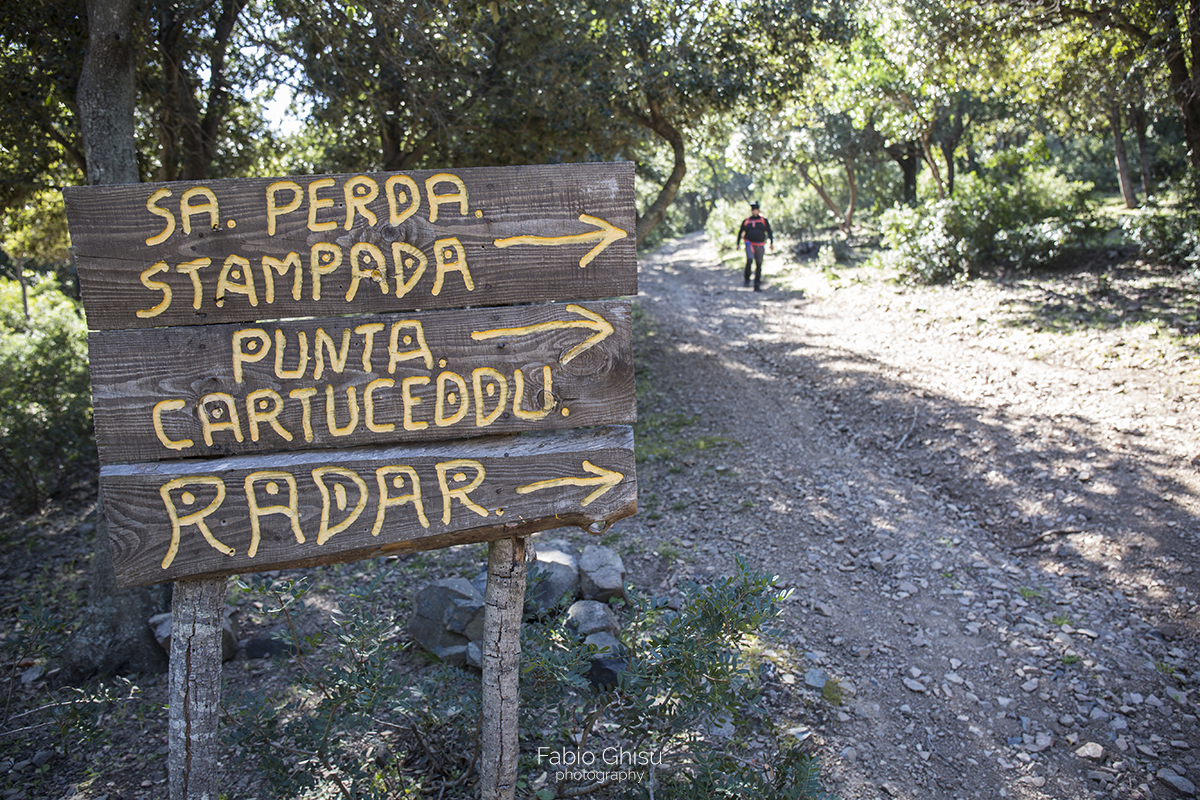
[65,161,637,588]
[64,163,636,330]
[89,299,634,464]
[101,427,635,587]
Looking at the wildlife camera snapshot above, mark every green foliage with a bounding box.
[224,571,453,799]
[880,167,1094,283]
[1121,210,1200,267]
[225,561,830,799]
[0,275,93,511]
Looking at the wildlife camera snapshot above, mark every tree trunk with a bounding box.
[61,492,171,680]
[77,0,139,186]
[63,0,172,681]
[168,579,225,800]
[1163,6,1200,174]
[1110,104,1140,209]
[919,131,946,200]
[16,256,28,325]
[886,141,921,207]
[1130,101,1154,198]
[842,160,858,235]
[626,99,687,245]
[479,537,527,800]
[797,161,845,231]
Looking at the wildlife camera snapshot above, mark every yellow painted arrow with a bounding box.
[516,460,624,507]
[471,303,614,365]
[493,213,627,268]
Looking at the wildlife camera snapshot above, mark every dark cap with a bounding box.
[750,201,760,208]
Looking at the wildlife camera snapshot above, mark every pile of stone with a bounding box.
[408,538,627,680]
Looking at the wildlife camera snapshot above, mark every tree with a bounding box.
[989,0,1200,180]
[60,0,172,681]
[143,0,257,181]
[0,0,88,209]
[277,0,841,244]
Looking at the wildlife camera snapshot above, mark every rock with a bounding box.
[1021,678,1040,693]
[525,541,581,614]
[1165,686,1189,706]
[578,545,626,601]
[466,641,482,670]
[805,668,829,690]
[1075,742,1105,761]
[584,632,623,656]
[245,626,302,660]
[566,600,619,638]
[705,715,736,739]
[903,678,926,693]
[1029,732,1053,752]
[150,610,238,662]
[586,657,626,690]
[408,578,486,667]
[30,750,54,768]
[1158,768,1197,796]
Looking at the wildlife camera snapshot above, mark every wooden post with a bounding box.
[168,577,225,800]
[480,537,527,800]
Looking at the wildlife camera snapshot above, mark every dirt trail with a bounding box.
[621,232,1200,799]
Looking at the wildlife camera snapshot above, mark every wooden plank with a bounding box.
[89,299,634,463]
[168,578,224,800]
[100,426,636,587]
[64,162,636,331]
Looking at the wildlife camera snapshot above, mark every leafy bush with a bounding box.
[1120,210,1200,267]
[0,275,94,510]
[225,560,831,799]
[879,168,1094,283]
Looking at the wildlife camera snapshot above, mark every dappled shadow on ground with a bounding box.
[986,259,1200,350]
[628,231,1199,798]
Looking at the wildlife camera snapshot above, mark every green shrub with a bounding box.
[224,560,831,799]
[0,275,94,510]
[1121,210,1200,266]
[880,168,1094,283]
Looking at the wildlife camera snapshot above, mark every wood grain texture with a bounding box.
[480,537,525,800]
[101,426,636,587]
[89,300,634,463]
[65,162,636,331]
[168,578,224,800]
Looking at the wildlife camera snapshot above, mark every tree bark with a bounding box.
[62,0,172,681]
[796,161,845,231]
[155,0,247,181]
[60,491,171,680]
[77,0,139,186]
[625,99,687,245]
[1162,4,1200,173]
[168,579,225,800]
[480,537,527,800]
[1130,100,1154,198]
[843,160,858,234]
[1110,103,1140,209]
[886,141,921,207]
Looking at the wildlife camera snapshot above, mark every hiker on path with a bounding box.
[737,201,773,291]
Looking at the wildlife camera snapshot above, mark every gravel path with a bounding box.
[620,232,1200,799]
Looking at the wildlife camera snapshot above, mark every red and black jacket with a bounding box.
[737,214,773,246]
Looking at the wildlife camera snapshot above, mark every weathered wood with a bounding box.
[480,537,526,800]
[64,162,636,330]
[168,577,224,800]
[101,426,635,587]
[89,300,634,463]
